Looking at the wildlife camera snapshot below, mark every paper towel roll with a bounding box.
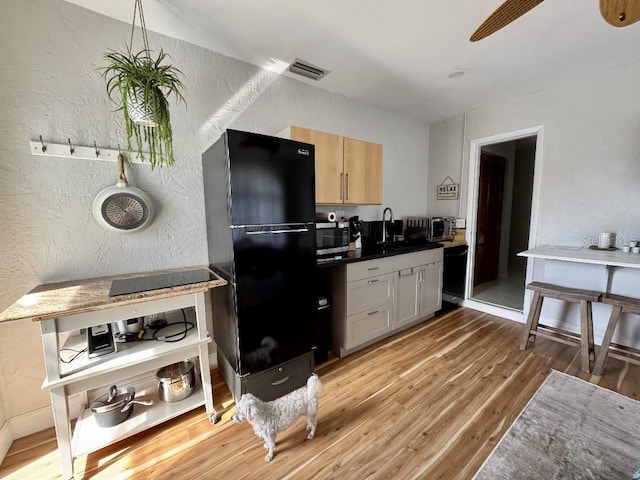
[315,211,337,222]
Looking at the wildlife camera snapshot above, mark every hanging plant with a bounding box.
[101,0,185,167]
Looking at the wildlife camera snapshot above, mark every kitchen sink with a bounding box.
[363,239,442,255]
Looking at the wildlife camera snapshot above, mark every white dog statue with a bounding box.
[232,373,322,461]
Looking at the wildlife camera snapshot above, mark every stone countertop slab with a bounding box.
[0,266,227,323]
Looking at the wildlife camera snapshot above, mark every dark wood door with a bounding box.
[474,152,505,286]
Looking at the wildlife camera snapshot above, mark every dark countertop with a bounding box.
[317,240,445,268]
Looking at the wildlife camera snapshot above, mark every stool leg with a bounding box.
[579,300,592,373]
[520,291,543,351]
[593,305,623,376]
[587,301,595,362]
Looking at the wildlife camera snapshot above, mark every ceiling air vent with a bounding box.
[288,59,330,81]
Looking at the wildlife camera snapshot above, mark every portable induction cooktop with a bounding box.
[109,269,215,297]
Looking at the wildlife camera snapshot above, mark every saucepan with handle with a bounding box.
[90,385,154,428]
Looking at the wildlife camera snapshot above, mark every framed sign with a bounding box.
[437,176,459,200]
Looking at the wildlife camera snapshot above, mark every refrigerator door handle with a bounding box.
[246,227,310,235]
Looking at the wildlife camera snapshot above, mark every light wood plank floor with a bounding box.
[2,307,639,479]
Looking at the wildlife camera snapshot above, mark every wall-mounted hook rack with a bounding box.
[29,139,149,165]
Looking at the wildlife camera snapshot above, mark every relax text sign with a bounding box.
[437,176,459,200]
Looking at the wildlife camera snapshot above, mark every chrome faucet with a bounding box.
[381,207,395,244]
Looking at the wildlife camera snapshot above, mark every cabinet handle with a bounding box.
[367,267,380,271]
[340,173,344,200]
[247,227,309,235]
[345,173,349,200]
[368,279,379,284]
[367,310,379,316]
[271,376,290,386]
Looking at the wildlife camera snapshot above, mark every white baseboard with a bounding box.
[9,405,54,440]
[0,405,56,464]
[462,299,525,323]
[0,420,12,465]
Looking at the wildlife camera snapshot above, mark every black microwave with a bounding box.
[316,223,349,255]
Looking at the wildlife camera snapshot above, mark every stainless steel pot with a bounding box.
[90,385,153,428]
[156,360,196,403]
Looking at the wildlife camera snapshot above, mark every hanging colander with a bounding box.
[92,153,154,233]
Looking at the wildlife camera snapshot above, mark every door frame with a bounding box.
[462,125,545,322]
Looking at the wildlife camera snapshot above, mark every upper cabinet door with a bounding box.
[343,138,383,205]
[291,127,344,204]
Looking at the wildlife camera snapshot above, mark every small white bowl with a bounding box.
[623,246,631,253]
[633,247,640,254]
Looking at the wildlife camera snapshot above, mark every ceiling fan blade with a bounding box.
[600,0,640,27]
[470,0,545,42]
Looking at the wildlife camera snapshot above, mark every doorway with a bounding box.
[465,127,543,316]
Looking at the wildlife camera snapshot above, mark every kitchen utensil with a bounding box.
[90,385,153,427]
[156,360,196,403]
[92,153,154,233]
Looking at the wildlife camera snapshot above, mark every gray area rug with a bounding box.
[473,370,640,480]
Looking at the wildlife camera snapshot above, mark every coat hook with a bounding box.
[39,135,47,153]
[93,141,100,157]
[68,138,75,155]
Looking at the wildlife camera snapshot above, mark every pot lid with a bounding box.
[90,385,135,414]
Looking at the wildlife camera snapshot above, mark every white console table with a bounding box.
[519,245,640,292]
[0,267,227,480]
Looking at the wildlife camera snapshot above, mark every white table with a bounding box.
[519,245,640,293]
[0,267,227,480]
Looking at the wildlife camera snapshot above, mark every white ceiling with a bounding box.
[66,0,640,125]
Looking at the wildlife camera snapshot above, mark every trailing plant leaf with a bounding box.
[101,48,185,167]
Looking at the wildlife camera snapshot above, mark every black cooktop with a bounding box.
[109,269,215,297]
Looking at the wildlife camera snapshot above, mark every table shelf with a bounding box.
[72,381,205,458]
[47,317,209,391]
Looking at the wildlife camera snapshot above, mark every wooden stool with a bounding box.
[592,293,640,376]
[520,281,601,373]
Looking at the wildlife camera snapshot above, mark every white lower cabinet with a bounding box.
[395,267,421,328]
[329,248,443,357]
[419,261,443,317]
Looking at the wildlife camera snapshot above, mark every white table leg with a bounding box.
[604,264,613,293]
[50,386,74,479]
[198,343,216,423]
[194,291,216,423]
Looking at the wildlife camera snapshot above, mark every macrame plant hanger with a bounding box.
[130,0,151,56]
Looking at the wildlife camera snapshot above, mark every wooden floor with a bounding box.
[2,307,639,480]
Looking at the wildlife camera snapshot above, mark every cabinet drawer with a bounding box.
[347,257,395,282]
[241,352,314,402]
[393,249,443,271]
[345,303,393,350]
[347,272,394,316]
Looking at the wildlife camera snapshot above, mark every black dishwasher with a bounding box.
[442,245,468,306]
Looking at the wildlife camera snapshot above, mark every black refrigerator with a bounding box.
[202,129,318,402]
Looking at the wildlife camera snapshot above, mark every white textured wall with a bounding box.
[0,0,429,428]
[429,59,640,342]
[427,115,465,217]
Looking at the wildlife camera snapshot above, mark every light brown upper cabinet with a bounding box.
[289,126,383,205]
